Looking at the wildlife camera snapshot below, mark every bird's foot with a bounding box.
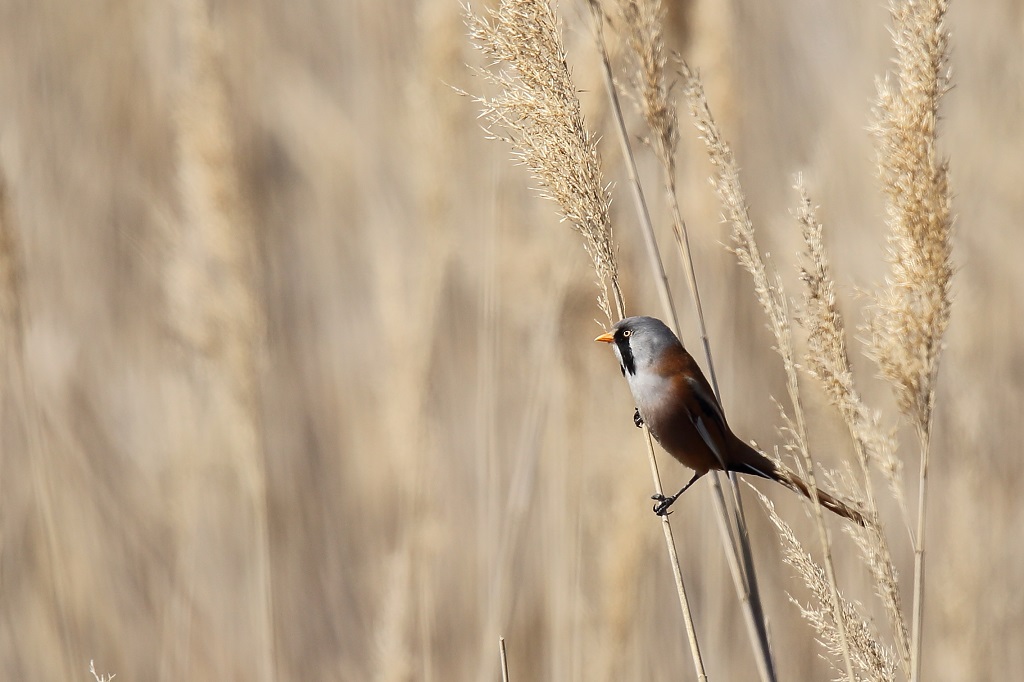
[651,493,678,516]
[633,408,644,428]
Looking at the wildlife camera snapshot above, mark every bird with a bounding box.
[595,315,866,525]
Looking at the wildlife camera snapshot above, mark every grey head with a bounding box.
[604,316,682,377]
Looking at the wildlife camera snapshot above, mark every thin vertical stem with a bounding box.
[910,421,932,682]
[499,637,510,682]
[590,5,775,680]
[642,428,707,682]
[664,137,777,682]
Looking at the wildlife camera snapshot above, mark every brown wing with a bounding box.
[643,346,738,474]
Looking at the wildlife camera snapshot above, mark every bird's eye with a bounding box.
[622,329,632,338]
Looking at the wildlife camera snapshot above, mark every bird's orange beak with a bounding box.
[594,331,615,343]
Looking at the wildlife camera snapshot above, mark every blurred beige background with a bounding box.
[0,0,1021,679]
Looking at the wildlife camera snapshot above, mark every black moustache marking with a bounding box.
[616,332,636,376]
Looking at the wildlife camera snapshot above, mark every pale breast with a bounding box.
[625,370,676,437]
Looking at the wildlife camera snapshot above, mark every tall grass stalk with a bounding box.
[592,2,776,679]
[475,268,568,681]
[499,637,510,682]
[680,64,859,682]
[869,2,954,680]
[464,1,705,677]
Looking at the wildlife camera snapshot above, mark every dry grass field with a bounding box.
[0,0,1021,680]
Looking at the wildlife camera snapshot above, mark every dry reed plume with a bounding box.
[757,493,898,681]
[870,0,954,432]
[464,0,620,322]
[616,0,676,177]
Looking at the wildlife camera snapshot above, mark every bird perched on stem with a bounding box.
[596,316,865,525]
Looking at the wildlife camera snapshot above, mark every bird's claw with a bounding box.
[651,493,677,516]
[633,408,644,428]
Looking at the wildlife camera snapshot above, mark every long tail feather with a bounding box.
[777,473,868,527]
[730,441,867,526]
